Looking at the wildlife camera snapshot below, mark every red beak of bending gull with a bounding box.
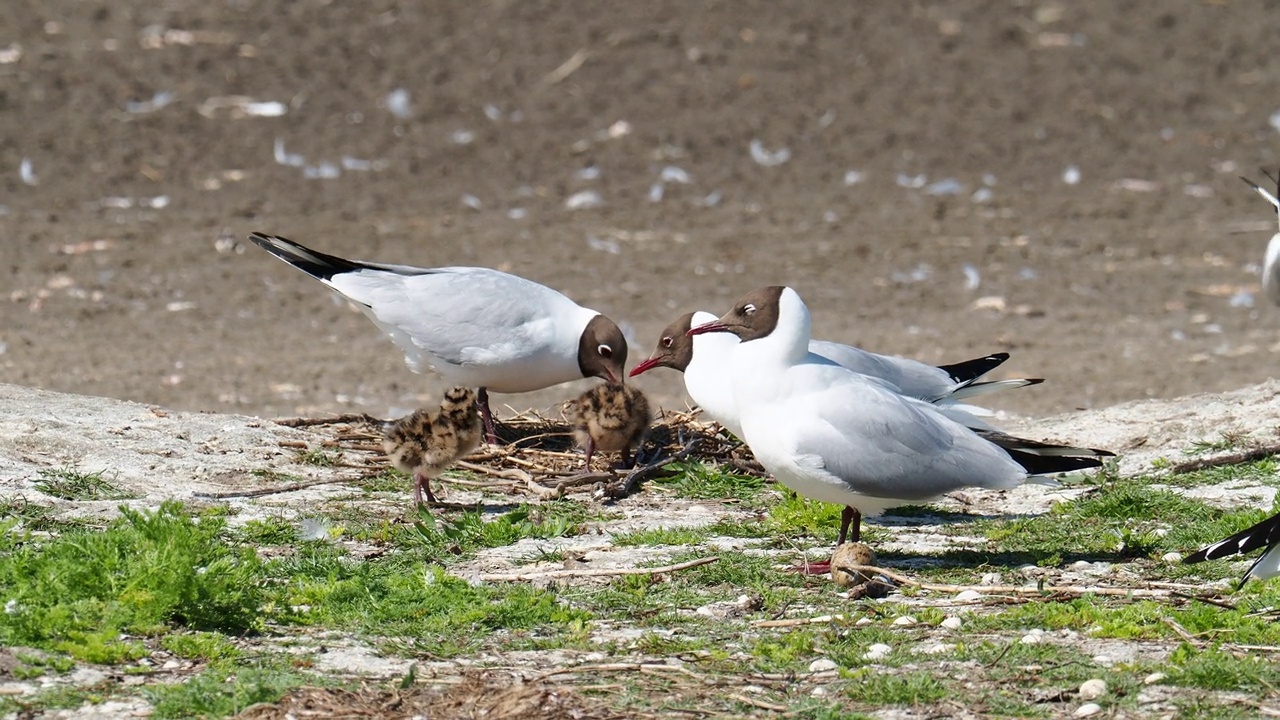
[686,321,731,336]
[628,357,664,377]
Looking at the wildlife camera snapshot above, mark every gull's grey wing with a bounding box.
[782,367,1027,500]
[327,266,579,368]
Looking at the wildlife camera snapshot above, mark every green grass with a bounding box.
[270,545,589,656]
[33,465,137,501]
[841,668,949,705]
[0,502,265,662]
[145,658,320,719]
[652,461,769,502]
[399,502,588,557]
[296,448,340,467]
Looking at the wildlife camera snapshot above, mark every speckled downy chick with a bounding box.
[567,383,652,469]
[383,386,483,506]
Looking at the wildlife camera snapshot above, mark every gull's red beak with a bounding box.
[687,321,730,336]
[628,356,664,377]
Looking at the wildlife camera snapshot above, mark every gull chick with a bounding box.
[383,386,483,506]
[1184,509,1280,586]
[631,311,1042,437]
[250,233,628,443]
[566,383,652,469]
[1240,169,1280,306]
[688,286,1113,548]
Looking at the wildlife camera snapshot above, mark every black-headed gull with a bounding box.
[383,386,483,507]
[688,286,1113,547]
[1240,170,1280,306]
[1184,509,1280,585]
[565,383,652,469]
[250,233,628,441]
[630,310,1041,437]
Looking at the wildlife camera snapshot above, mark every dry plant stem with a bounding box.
[192,475,351,499]
[603,438,700,500]
[454,460,533,482]
[726,694,788,713]
[840,565,1184,599]
[274,413,385,428]
[479,556,717,582]
[1169,443,1280,474]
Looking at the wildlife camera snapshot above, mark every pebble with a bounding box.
[918,642,955,655]
[855,617,874,626]
[940,616,963,630]
[1079,679,1107,700]
[892,615,917,627]
[808,658,838,673]
[954,589,983,603]
[1074,703,1102,717]
[1144,672,1167,685]
[1161,551,1183,564]
[863,643,892,660]
[980,572,1002,585]
[1020,633,1043,645]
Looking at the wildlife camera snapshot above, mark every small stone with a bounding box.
[810,686,827,697]
[940,616,963,630]
[1074,703,1102,717]
[863,643,892,660]
[954,589,983,602]
[855,617,874,626]
[1020,633,1042,645]
[808,658,838,673]
[892,616,917,626]
[980,572,1002,585]
[1144,672,1167,685]
[918,642,955,655]
[161,659,181,670]
[1161,551,1183,564]
[1079,679,1107,701]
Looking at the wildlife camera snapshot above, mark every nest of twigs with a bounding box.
[273,407,766,504]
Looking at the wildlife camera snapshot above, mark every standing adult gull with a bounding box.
[688,286,1112,548]
[250,233,628,442]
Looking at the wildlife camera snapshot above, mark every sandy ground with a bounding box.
[5,1,1280,423]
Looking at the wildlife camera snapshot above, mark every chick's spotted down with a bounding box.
[383,386,483,506]
[567,383,652,470]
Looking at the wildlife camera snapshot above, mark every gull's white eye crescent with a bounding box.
[743,303,757,316]
[660,336,674,349]
[597,344,613,358]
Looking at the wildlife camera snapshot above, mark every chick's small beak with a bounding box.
[686,321,731,336]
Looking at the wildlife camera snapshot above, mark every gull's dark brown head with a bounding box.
[578,314,629,384]
[629,312,696,377]
[687,286,784,343]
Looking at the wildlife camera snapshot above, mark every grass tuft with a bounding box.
[33,465,136,501]
[0,501,265,661]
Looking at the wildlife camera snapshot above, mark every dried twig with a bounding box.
[273,413,384,428]
[479,556,717,583]
[1169,444,1280,474]
[752,614,849,629]
[726,693,787,713]
[840,565,1182,599]
[602,438,700,500]
[192,476,350,499]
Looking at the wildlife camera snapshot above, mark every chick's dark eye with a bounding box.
[743,303,757,316]
[661,336,674,349]
[597,344,613,358]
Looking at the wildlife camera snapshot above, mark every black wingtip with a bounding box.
[936,352,1010,385]
[1183,509,1280,566]
[248,232,362,280]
